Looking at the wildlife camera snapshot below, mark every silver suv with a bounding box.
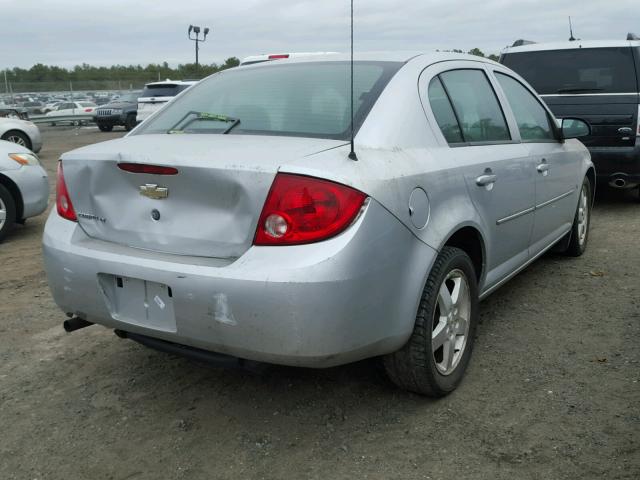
[43,53,594,396]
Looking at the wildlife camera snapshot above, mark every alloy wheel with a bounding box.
[6,135,26,147]
[0,197,6,230]
[432,269,471,375]
[577,185,589,246]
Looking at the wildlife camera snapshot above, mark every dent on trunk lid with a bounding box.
[60,134,346,258]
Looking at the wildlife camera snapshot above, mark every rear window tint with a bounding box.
[502,47,638,94]
[135,62,401,141]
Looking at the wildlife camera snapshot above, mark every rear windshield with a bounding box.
[502,47,638,94]
[134,61,401,140]
[140,84,188,98]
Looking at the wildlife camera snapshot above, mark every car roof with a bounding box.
[502,39,640,54]
[237,51,500,68]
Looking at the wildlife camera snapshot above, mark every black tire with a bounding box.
[1,130,32,151]
[561,176,592,257]
[383,246,479,397]
[124,114,136,131]
[98,124,113,132]
[0,183,17,243]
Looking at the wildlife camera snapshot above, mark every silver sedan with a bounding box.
[0,140,49,241]
[0,117,43,153]
[43,53,594,396]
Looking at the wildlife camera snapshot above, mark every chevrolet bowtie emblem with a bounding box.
[139,184,169,199]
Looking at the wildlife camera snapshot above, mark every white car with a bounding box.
[0,117,43,153]
[0,139,49,241]
[46,101,97,124]
[136,80,196,123]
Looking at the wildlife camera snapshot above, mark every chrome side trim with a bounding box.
[479,227,571,300]
[536,189,574,209]
[496,207,535,225]
[540,93,639,97]
[496,188,576,226]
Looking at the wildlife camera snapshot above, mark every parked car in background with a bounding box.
[43,101,64,113]
[501,34,640,196]
[21,101,46,115]
[0,116,42,152]
[45,101,97,125]
[0,107,30,121]
[0,139,48,241]
[44,53,594,396]
[94,91,141,132]
[136,80,196,123]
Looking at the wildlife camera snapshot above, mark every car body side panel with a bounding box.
[2,165,49,218]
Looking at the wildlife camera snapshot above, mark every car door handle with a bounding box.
[475,174,497,186]
[537,162,550,173]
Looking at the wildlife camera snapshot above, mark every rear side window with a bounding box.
[428,77,463,143]
[495,73,556,142]
[439,69,511,143]
[501,47,638,94]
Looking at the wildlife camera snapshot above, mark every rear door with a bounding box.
[424,64,535,289]
[493,70,579,255]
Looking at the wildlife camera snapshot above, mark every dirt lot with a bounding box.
[0,126,638,480]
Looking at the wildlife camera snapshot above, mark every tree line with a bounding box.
[2,49,499,93]
[2,58,241,93]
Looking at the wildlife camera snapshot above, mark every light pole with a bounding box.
[188,25,210,68]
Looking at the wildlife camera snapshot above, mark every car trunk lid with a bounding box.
[61,134,346,258]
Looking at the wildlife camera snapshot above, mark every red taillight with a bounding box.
[84,108,93,112]
[56,162,77,222]
[268,54,290,60]
[254,173,367,246]
[118,163,178,175]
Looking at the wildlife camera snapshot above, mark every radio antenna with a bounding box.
[348,0,358,161]
[568,16,576,41]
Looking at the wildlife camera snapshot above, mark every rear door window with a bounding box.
[495,73,556,142]
[501,47,638,94]
[438,69,511,143]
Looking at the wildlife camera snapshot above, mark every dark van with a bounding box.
[500,36,640,194]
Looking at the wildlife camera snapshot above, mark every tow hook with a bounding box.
[63,317,94,332]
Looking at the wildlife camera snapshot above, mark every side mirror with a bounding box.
[561,117,590,139]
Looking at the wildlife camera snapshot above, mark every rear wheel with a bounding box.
[0,184,17,242]
[1,130,32,151]
[383,246,479,397]
[98,124,113,132]
[561,176,591,257]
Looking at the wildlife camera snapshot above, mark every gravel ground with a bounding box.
[0,126,638,480]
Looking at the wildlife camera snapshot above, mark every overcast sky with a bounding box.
[2,0,638,69]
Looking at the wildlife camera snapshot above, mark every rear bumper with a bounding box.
[43,200,436,368]
[588,143,640,187]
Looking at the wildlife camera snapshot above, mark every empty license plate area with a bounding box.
[98,274,176,332]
